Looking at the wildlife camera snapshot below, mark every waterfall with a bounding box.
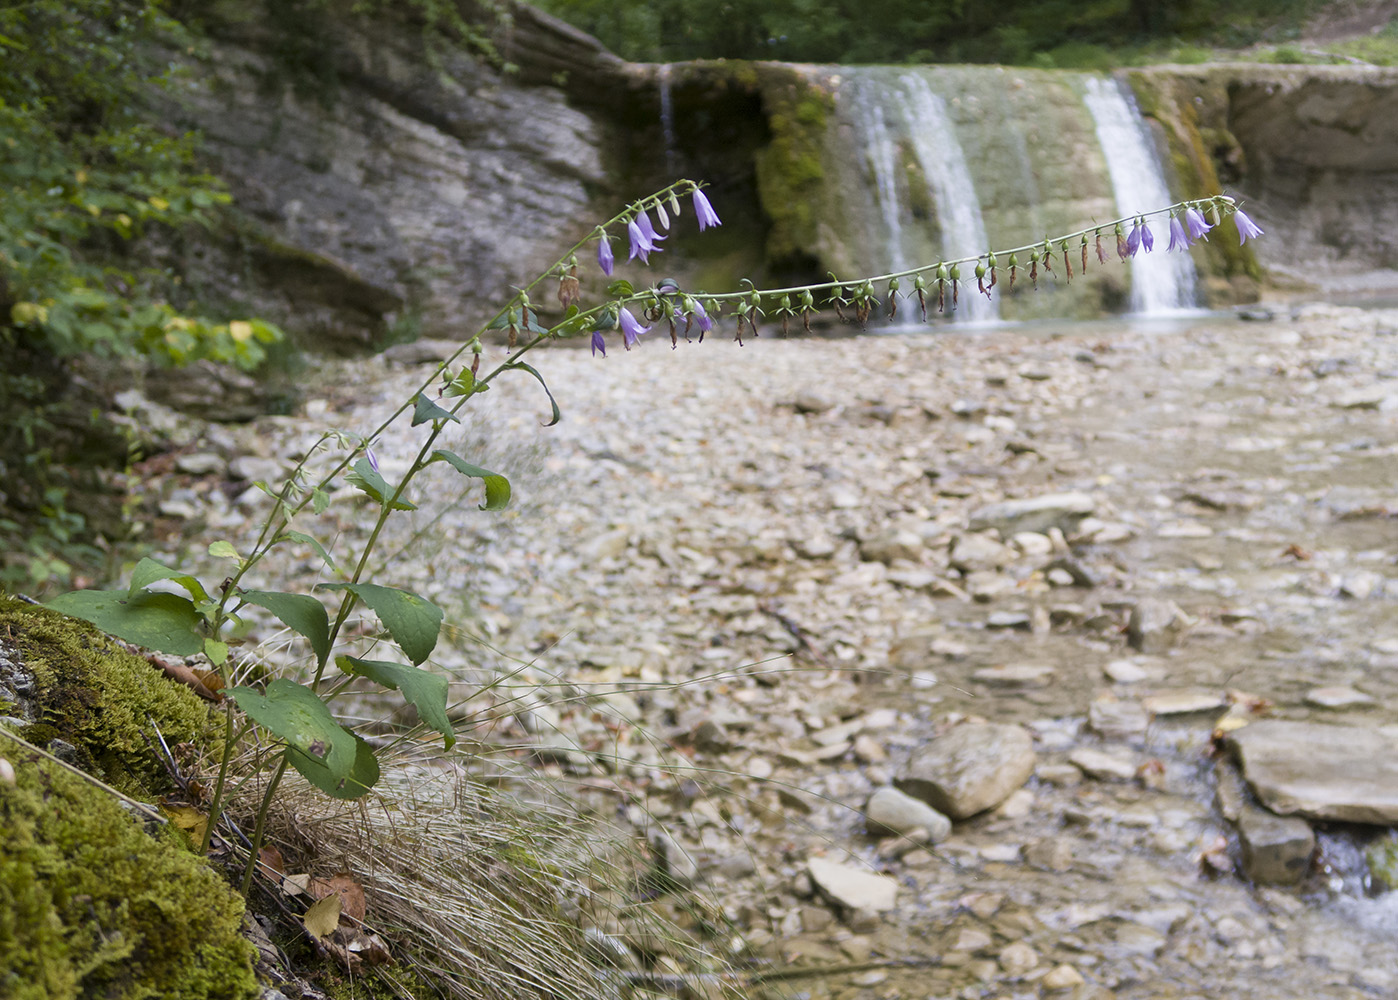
[899,72,996,324]
[1081,75,1199,315]
[842,69,997,324]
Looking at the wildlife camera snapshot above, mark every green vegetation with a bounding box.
[0,597,213,796]
[534,0,1325,65]
[0,730,258,1000]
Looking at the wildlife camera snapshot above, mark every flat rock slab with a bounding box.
[1228,721,1398,824]
[897,723,1036,819]
[806,857,899,912]
[968,492,1096,535]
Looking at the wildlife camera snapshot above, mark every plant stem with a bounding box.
[199,699,237,855]
[240,753,288,898]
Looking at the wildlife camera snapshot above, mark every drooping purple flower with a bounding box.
[590,330,606,357]
[597,233,614,276]
[627,219,654,263]
[1167,215,1191,252]
[690,298,713,332]
[366,446,380,474]
[1125,221,1142,257]
[1234,208,1265,244]
[1139,220,1154,253]
[1185,207,1213,241]
[693,188,721,231]
[636,208,666,247]
[619,307,650,349]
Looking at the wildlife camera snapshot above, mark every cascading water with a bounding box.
[842,69,997,324]
[1081,75,1199,315]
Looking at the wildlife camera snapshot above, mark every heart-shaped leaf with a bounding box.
[346,458,417,511]
[127,557,210,604]
[338,655,454,749]
[317,583,442,665]
[286,733,380,800]
[240,590,331,668]
[412,393,460,426]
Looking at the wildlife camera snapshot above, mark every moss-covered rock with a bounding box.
[0,730,258,999]
[1367,832,1398,893]
[752,65,838,268]
[0,598,213,798]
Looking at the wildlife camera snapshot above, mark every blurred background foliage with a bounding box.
[533,0,1325,66]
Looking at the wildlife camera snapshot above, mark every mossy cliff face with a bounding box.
[0,598,213,798]
[0,730,258,999]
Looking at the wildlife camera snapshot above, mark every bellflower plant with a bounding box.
[1234,209,1264,244]
[40,175,1264,909]
[1185,206,1213,241]
[1167,215,1190,252]
[693,189,722,231]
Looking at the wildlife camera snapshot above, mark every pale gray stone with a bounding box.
[1237,805,1314,885]
[1127,598,1189,653]
[896,723,1037,820]
[806,856,898,912]
[865,786,952,843]
[968,492,1096,535]
[1229,720,1398,823]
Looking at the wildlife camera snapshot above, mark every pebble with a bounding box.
[806,857,899,913]
[1103,659,1148,683]
[971,664,1055,687]
[1236,805,1315,885]
[864,786,953,843]
[1126,598,1189,653]
[1042,963,1086,990]
[1068,748,1137,782]
[1304,686,1375,709]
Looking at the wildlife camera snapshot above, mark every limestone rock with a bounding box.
[1228,720,1398,823]
[1068,747,1138,782]
[949,533,1014,572]
[1126,598,1189,653]
[865,786,952,843]
[860,528,924,565]
[806,857,898,913]
[968,492,1096,535]
[1236,805,1314,885]
[896,723,1037,820]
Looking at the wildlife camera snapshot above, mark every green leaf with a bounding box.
[127,557,210,604]
[606,279,635,298]
[208,540,241,563]
[45,590,205,656]
[279,530,340,575]
[310,488,330,515]
[346,458,417,511]
[428,451,510,510]
[412,393,460,426]
[502,361,561,427]
[240,590,332,668]
[203,638,229,666]
[287,734,380,799]
[316,583,442,665]
[337,655,455,750]
[228,679,356,781]
[443,370,475,398]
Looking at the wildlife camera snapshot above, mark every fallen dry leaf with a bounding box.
[282,872,312,896]
[308,873,367,924]
[161,803,209,846]
[257,844,286,879]
[302,894,342,939]
[145,653,223,702]
[321,925,393,969]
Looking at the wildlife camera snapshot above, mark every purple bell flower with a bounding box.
[693,189,722,231]
[597,233,614,276]
[1139,221,1154,253]
[619,307,650,349]
[1234,209,1265,244]
[690,298,713,332]
[627,219,654,263]
[590,330,606,357]
[1125,222,1142,257]
[1185,207,1213,241]
[1167,216,1190,252]
[636,208,666,247]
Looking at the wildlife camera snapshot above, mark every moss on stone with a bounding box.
[0,597,214,798]
[752,65,837,265]
[1367,834,1398,892]
[0,730,258,999]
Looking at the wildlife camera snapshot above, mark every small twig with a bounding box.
[757,599,833,668]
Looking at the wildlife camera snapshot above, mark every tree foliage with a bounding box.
[534,0,1322,65]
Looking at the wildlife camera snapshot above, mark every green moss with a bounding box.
[0,731,257,999]
[752,67,836,264]
[1367,834,1398,892]
[0,598,213,798]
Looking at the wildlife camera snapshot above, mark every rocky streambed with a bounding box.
[133,303,1398,999]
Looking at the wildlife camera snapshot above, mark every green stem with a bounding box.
[239,753,288,898]
[199,699,237,855]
